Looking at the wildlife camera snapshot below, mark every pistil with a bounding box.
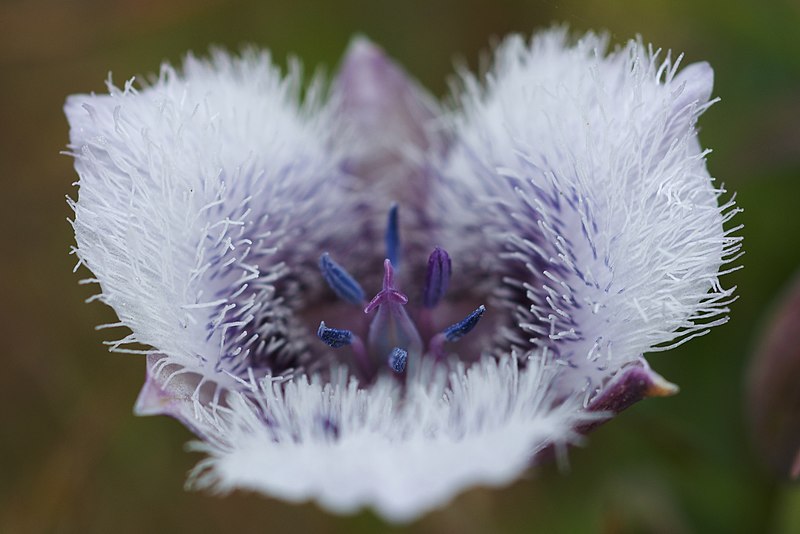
[365,259,423,373]
[315,205,486,381]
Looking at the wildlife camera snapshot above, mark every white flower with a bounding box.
[65,29,740,523]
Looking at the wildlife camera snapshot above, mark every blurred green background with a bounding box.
[2,0,800,532]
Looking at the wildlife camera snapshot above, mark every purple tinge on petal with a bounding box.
[330,37,447,252]
[579,365,679,434]
[134,355,207,437]
[333,36,443,155]
[747,271,800,481]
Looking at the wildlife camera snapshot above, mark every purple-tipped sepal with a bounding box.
[579,365,678,434]
[422,247,452,309]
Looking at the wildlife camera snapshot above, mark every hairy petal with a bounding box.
[187,356,597,523]
[67,50,338,392]
[438,29,741,400]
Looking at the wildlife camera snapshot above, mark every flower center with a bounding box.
[315,204,485,381]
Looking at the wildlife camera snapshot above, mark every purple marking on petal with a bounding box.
[423,247,452,309]
[319,416,340,439]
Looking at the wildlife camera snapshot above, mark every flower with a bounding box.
[66,29,740,523]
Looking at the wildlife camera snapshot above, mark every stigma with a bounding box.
[315,205,485,381]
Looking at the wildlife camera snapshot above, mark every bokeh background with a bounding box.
[2,0,800,532]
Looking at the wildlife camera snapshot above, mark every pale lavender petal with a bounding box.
[328,38,447,269]
[672,61,714,115]
[66,51,345,404]
[438,29,740,405]
[188,357,593,523]
[332,36,443,159]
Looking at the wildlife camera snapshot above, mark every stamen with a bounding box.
[422,247,451,308]
[385,203,400,269]
[317,322,372,378]
[387,347,408,373]
[429,305,486,359]
[443,305,486,342]
[319,252,365,305]
[317,322,354,348]
[314,205,481,379]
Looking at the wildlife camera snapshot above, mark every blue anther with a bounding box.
[443,305,486,342]
[385,203,400,269]
[319,253,366,305]
[423,247,451,308]
[388,347,408,373]
[317,322,354,348]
